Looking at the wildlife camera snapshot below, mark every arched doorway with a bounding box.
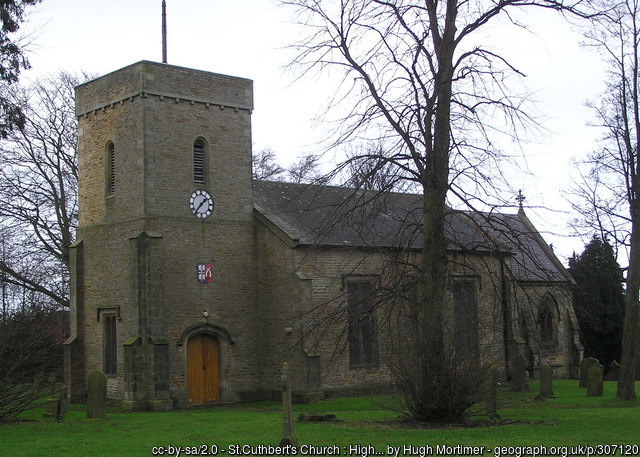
[187,334,220,404]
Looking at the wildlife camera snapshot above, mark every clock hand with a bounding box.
[196,198,206,212]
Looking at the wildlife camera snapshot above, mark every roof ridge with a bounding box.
[253,179,422,199]
[252,180,569,283]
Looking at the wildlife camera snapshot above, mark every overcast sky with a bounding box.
[18,0,610,265]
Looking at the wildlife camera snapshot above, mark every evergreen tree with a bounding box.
[0,0,42,137]
[569,236,625,370]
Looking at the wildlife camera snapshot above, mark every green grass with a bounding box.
[1,380,639,457]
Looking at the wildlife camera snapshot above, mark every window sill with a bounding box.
[540,343,559,351]
[349,363,380,370]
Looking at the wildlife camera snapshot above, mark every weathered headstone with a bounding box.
[298,413,338,422]
[510,354,529,392]
[604,361,620,381]
[43,394,58,419]
[485,365,499,419]
[56,386,68,423]
[279,362,298,447]
[539,364,554,398]
[42,375,59,419]
[579,357,599,388]
[86,370,107,419]
[586,361,604,397]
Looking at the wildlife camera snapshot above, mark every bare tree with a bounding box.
[0,72,80,309]
[342,143,416,191]
[253,148,328,184]
[571,0,640,400]
[281,0,592,420]
[252,147,286,181]
[0,304,65,420]
[287,153,323,184]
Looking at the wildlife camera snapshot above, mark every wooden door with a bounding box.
[187,334,220,404]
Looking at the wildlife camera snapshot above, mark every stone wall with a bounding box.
[255,221,509,397]
[513,283,579,377]
[72,62,259,407]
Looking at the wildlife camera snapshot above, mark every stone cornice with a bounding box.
[76,89,253,118]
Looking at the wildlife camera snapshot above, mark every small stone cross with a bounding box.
[279,362,298,447]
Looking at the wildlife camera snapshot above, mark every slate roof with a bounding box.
[252,180,572,284]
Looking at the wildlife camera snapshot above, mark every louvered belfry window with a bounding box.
[107,142,116,195]
[193,139,205,184]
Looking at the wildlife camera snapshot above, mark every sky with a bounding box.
[17,0,610,266]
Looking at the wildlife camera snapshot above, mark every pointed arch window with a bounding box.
[106,142,116,195]
[193,138,206,184]
[539,295,557,347]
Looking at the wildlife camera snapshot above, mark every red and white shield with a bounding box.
[196,263,212,284]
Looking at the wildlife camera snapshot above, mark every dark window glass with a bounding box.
[347,279,378,367]
[452,281,479,360]
[103,314,117,375]
[539,297,555,346]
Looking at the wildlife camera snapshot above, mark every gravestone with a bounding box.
[279,362,298,447]
[539,364,554,398]
[586,361,604,397]
[42,395,58,419]
[42,375,59,419]
[604,361,620,381]
[56,386,68,423]
[485,365,499,419]
[86,370,107,418]
[579,357,599,388]
[298,414,338,422]
[510,354,529,392]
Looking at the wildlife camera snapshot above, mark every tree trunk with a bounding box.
[416,19,455,408]
[617,203,640,400]
[419,184,448,367]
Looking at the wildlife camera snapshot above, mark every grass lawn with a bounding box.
[1,380,639,457]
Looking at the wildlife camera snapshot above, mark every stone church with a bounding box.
[64,61,582,410]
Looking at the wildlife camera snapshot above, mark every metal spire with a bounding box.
[162,0,168,63]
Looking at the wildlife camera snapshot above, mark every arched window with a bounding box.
[193,138,206,184]
[106,142,116,195]
[539,295,557,346]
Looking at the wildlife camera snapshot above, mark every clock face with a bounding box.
[189,189,214,218]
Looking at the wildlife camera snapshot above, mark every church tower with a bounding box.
[65,61,258,409]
